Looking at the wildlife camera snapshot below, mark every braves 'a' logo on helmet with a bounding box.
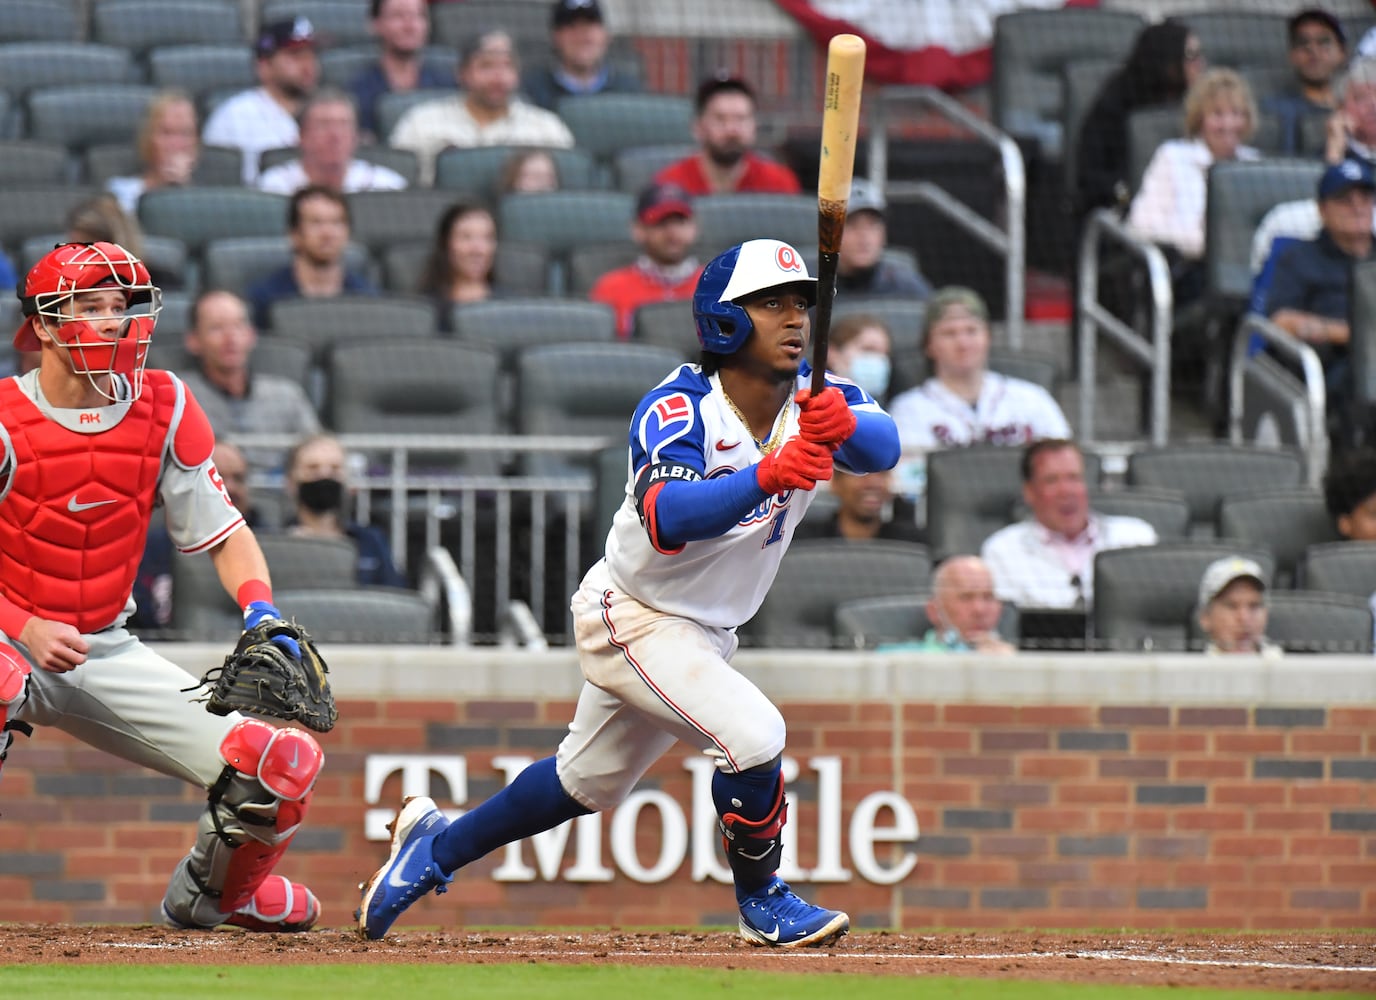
[775,244,803,273]
[692,239,818,355]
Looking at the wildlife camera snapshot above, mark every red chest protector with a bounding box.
[0,371,181,633]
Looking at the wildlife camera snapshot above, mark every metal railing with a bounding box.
[1076,209,1172,446]
[866,85,1026,349]
[1228,313,1328,488]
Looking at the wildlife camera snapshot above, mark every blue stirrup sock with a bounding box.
[430,756,591,874]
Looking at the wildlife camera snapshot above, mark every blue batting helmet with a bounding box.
[693,239,817,354]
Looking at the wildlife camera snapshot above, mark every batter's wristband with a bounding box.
[0,595,34,640]
[236,580,273,612]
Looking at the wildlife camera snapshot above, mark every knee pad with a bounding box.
[0,643,31,782]
[717,763,786,891]
[162,719,323,928]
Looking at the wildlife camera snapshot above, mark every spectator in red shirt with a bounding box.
[589,182,703,338]
[653,74,801,195]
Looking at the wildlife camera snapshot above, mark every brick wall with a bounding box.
[3,664,1372,930]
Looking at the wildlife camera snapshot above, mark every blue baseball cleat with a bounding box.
[356,795,453,940]
[737,876,850,947]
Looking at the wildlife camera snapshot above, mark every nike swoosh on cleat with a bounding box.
[760,924,781,942]
[67,495,117,513]
[386,841,423,888]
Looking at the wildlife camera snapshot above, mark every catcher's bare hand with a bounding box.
[20,618,88,673]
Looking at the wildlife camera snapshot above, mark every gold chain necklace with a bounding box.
[721,384,794,455]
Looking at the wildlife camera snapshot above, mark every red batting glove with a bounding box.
[756,437,834,494]
[796,387,857,449]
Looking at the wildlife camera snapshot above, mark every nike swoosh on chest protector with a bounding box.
[67,496,118,513]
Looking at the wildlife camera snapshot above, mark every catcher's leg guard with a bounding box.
[716,763,787,896]
[162,719,323,930]
[0,644,32,786]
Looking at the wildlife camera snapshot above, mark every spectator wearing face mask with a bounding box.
[826,312,893,403]
[285,433,407,588]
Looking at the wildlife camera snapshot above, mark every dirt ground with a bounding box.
[2,925,1374,992]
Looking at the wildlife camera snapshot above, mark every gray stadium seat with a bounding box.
[985,348,1060,393]
[1126,106,1182,196]
[430,1,550,49]
[434,145,601,198]
[347,188,457,253]
[0,1,79,43]
[169,550,241,640]
[202,235,371,299]
[1126,443,1305,534]
[1236,352,1319,452]
[148,44,257,102]
[629,299,699,360]
[1218,488,1340,588]
[451,299,617,370]
[515,341,685,478]
[746,539,932,649]
[84,143,243,188]
[567,242,637,297]
[1298,541,1376,597]
[273,587,438,643]
[498,191,635,257]
[1060,57,1120,201]
[259,535,361,591]
[267,295,438,357]
[0,186,98,256]
[1090,487,1190,542]
[1207,159,1325,303]
[1092,542,1275,652]
[139,187,288,253]
[1179,12,1289,74]
[253,336,315,391]
[830,296,926,360]
[992,7,1144,160]
[93,0,243,58]
[0,43,137,100]
[613,143,698,194]
[1348,258,1376,435]
[0,141,70,185]
[557,94,695,165]
[26,84,159,153]
[833,593,1020,650]
[262,0,372,46]
[1259,590,1373,654]
[692,194,817,257]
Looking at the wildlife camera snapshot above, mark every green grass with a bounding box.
[2,966,1370,999]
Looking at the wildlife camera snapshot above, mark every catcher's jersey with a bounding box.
[888,372,1070,451]
[602,363,883,629]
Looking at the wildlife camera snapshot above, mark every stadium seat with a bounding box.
[1235,352,1320,453]
[830,297,926,359]
[514,341,686,477]
[692,194,817,257]
[201,235,368,299]
[169,550,241,639]
[374,87,453,143]
[0,141,70,185]
[746,539,932,649]
[0,185,98,256]
[1206,159,1324,304]
[0,1,79,43]
[992,7,1144,160]
[629,299,699,360]
[1352,259,1376,438]
[452,299,617,370]
[1218,488,1340,588]
[267,295,438,357]
[252,335,315,390]
[1126,106,1183,196]
[833,593,1020,650]
[1060,57,1120,202]
[0,43,137,101]
[271,587,438,643]
[613,143,698,194]
[498,191,635,257]
[347,188,457,254]
[148,44,257,102]
[84,142,244,188]
[985,348,1060,393]
[26,84,158,153]
[259,535,362,591]
[557,94,695,165]
[92,0,244,59]
[1125,443,1305,535]
[567,242,637,297]
[1298,540,1376,597]
[262,0,373,46]
[433,145,601,198]
[1178,12,1289,75]
[1092,542,1275,652]
[430,1,550,50]
[139,188,287,253]
[1257,590,1373,654]
[1089,487,1190,542]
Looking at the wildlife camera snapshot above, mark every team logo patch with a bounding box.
[775,245,802,273]
[653,393,692,429]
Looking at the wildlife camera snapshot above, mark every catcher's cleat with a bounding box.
[357,795,453,940]
[737,876,849,948]
[161,875,320,932]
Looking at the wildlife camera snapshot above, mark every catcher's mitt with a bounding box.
[190,620,337,733]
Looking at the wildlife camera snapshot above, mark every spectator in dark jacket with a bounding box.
[521,0,641,111]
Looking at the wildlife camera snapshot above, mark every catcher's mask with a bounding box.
[15,241,162,402]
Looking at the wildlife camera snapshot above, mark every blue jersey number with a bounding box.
[763,508,789,547]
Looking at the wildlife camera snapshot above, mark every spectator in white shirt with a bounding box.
[390,27,574,185]
[981,439,1157,610]
[1195,556,1283,657]
[257,88,408,195]
[203,17,320,185]
[107,90,200,215]
[888,286,1070,453]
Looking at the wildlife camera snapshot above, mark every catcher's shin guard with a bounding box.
[718,771,787,893]
[162,719,323,929]
[0,644,32,785]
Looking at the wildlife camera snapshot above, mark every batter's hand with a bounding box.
[19,618,89,673]
[796,387,856,449]
[757,437,834,494]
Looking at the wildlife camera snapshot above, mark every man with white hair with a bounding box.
[882,555,1016,655]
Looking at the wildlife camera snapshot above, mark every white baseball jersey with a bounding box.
[888,372,1071,452]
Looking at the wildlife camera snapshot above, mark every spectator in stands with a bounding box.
[390,28,574,185]
[246,185,378,330]
[350,0,452,140]
[1322,446,1376,540]
[888,286,1070,454]
[1127,68,1260,305]
[654,74,801,195]
[837,179,931,300]
[203,16,319,185]
[880,555,1016,655]
[1325,56,1376,167]
[825,312,893,402]
[257,88,408,195]
[418,201,499,329]
[1195,556,1282,657]
[498,148,561,194]
[1075,19,1203,217]
[179,289,320,474]
[1263,8,1347,156]
[107,90,200,216]
[588,182,702,338]
[67,193,143,258]
[521,0,641,111]
[284,433,408,588]
[981,439,1157,610]
[793,468,922,544]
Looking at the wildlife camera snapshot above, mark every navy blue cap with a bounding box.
[1318,159,1376,200]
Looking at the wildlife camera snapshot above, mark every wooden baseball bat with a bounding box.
[810,33,866,395]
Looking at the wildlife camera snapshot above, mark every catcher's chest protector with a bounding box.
[0,374,177,633]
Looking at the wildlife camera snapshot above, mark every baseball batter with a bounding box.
[359,239,900,946]
[0,242,324,931]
